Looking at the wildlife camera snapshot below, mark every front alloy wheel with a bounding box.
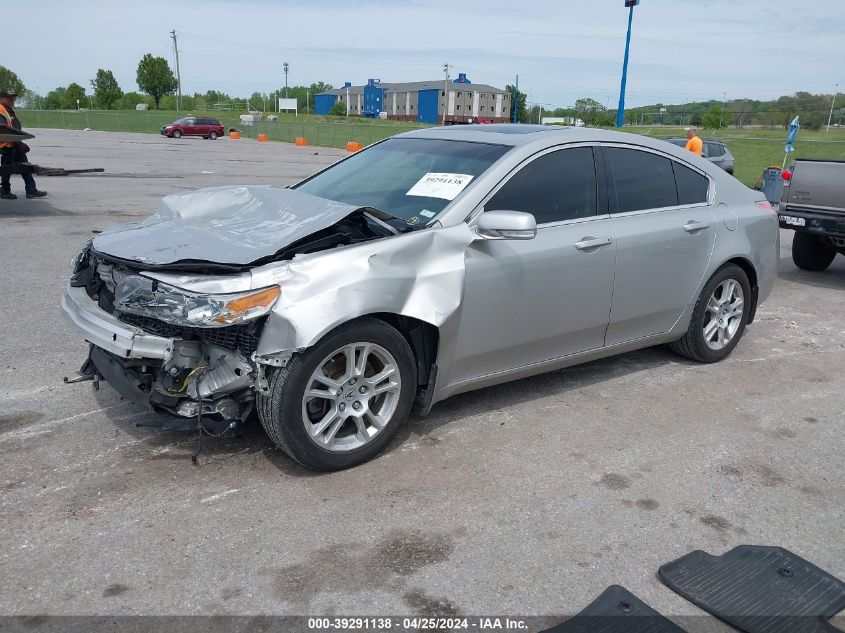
[302,343,402,452]
[258,318,416,470]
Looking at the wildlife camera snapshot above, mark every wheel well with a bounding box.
[725,257,759,323]
[369,313,439,390]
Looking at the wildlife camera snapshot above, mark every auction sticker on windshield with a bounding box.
[406,173,474,200]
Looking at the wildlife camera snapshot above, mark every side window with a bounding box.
[606,147,678,213]
[485,147,597,224]
[673,162,709,205]
[708,143,725,157]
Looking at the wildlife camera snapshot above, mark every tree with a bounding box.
[505,84,528,123]
[701,105,726,129]
[136,54,177,109]
[44,88,68,110]
[91,69,123,110]
[66,82,88,108]
[0,65,26,96]
[574,97,606,126]
[329,101,346,116]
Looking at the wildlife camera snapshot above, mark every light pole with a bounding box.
[442,63,451,126]
[827,83,839,132]
[719,91,727,129]
[283,62,289,99]
[616,0,639,128]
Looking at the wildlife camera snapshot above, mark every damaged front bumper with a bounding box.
[61,284,259,428]
[62,285,174,360]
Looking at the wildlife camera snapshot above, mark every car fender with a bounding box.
[252,223,476,357]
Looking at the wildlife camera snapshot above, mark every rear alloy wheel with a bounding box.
[172,130,182,139]
[792,232,836,271]
[209,131,218,140]
[258,318,416,470]
[669,264,751,363]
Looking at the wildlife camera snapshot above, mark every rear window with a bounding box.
[606,147,678,213]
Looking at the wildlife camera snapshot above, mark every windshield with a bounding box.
[294,138,510,225]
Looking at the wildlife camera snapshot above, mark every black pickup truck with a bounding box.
[779,159,845,271]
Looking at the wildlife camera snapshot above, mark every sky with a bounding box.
[6,0,844,109]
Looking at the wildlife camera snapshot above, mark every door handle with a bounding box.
[683,220,710,233]
[574,236,612,251]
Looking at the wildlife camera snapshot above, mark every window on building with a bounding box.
[441,91,445,96]
[457,92,462,97]
[457,105,461,110]
[486,147,598,224]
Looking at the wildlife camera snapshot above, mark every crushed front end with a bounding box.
[62,247,278,432]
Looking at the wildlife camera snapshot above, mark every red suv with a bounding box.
[160,117,224,140]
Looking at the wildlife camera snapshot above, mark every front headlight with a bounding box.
[114,275,280,328]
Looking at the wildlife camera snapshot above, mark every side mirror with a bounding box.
[475,210,537,240]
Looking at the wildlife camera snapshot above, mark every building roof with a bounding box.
[317,80,508,97]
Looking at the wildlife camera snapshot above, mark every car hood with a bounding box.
[92,185,363,267]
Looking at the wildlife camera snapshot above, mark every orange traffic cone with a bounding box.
[346,141,362,152]
[295,136,308,146]
[229,131,241,139]
[257,133,268,142]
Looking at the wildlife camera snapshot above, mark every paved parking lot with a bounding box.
[1,130,843,627]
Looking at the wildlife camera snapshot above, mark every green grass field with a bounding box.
[21,110,845,187]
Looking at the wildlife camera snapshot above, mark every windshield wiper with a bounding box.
[362,209,399,235]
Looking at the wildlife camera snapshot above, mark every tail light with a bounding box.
[755,200,776,214]
[781,170,792,181]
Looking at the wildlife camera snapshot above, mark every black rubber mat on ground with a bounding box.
[658,545,845,633]
[540,585,688,632]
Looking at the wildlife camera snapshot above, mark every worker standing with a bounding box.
[684,127,703,157]
[1,90,46,200]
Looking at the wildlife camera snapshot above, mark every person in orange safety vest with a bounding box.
[1,90,46,199]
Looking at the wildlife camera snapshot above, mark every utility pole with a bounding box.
[513,75,519,124]
[719,91,727,129]
[306,91,310,115]
[346,86,349,117]
[616,0,639,128]
[170,29,182,111]
[827,83,839,132]
[283,62,289,98]
[442,63,452,126]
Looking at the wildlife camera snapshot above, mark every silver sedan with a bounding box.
[62,125,779,470]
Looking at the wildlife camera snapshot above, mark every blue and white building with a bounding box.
[314,74,511,124]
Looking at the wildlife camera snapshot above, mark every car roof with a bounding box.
[666,137,727,146]
[398,124,713,155]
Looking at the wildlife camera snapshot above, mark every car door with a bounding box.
[705,142,725,169]
[603,145,716,346]
[448,145,617,385]
[183,117,198,136]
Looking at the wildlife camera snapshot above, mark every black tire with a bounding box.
[257,318,417,471]
[669,263,752,363]
[792,232,836,271]
[172,130,182,139]
[209,131,218,140]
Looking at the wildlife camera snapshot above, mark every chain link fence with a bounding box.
[20,110,429,150]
